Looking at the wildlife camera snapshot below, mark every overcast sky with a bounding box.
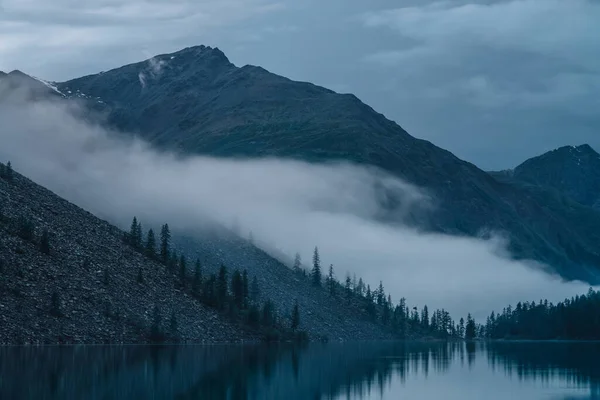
[1,0,599,169]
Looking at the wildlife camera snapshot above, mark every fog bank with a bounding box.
[0,92,594,319]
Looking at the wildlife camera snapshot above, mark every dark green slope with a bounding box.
[46,46,600,282]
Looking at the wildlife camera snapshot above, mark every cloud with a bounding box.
[357,0,600,168]
[0,87,595,320]
[363,0,600,69]
[0,0,284,79]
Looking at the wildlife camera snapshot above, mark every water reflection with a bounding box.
[1,341,599,399]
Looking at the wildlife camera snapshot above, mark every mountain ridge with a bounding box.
[4,46,600,282]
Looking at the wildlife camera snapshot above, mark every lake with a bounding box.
[1,341,599,399]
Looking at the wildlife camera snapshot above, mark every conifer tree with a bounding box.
[311,246,321,286]
[465,314,477,340]
[376,281,385,306]
[145,228,156,258]
[40,228,50,255]
[356,278,365,297]
[160,224,171,264]
[129,217,139,246]
[327,264,335,296]
[458,317,465,338]
[137,267,144,284]
[293,252,302,273]
[421,305,429,329]
[291,300,300,331]
[345,274,352,298]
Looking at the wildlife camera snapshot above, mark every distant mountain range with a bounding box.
[2,45,600,283]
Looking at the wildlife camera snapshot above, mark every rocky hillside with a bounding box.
[510,145,600,210]
[47,46,600,282]
[0,164,392,344]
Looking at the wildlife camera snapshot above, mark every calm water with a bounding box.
[1,341,599,399]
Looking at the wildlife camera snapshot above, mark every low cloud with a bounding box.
[0,89,595,319]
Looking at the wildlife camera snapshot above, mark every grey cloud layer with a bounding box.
[0,91,594,319]
[2,0,598,169]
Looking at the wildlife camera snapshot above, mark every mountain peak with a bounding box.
[153,45,232,69]
[513,144,600,209]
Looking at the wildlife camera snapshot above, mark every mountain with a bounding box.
[0,70,64,101]
[0,162,393,344]
[44,45,600,282]
[510,145,600,210]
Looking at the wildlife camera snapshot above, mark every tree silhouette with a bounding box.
[311,246,321,286]
[160,224,171,264]
[327,264,335,296]
[145,228,156,258]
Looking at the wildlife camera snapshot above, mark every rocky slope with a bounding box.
[48,46,600,282]
[0,165,391,344]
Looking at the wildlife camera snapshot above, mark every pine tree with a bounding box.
[291,300,300,331]
[311,246,321,286]
[129,217,139,247]
[356,278,365,297]
[377,281,385,306]
[465,314,477,340]
[160,224,171,264]
[327,264,335,296]
[421,305,429,330]
[293,252,302,273]
[103,267,109,286]
[137,267,144,284]
[145,229,156,258]
[40,229,50,255]
[458,317,465,338]
[345,274,352,298]
[192,259,202,296]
